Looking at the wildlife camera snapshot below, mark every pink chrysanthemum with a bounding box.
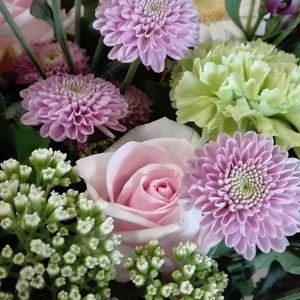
[180,132,300,260]
[118,85,151,129]
[20,74,128,143]
[93,0,199,73]
[14,41,89,84]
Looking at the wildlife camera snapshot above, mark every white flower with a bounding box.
[23,213,41,228]
[20,266,35,280]
[99,217,113,235]
[0,201,12,217]
[194,0,261,42]
[179,281,193,295]
[77,217,95,235]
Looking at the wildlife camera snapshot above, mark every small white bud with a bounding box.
[1,245,13,258]
[179,281,193,295]
[23,213,41,228]
[0,217,12,230]
[20,266,35,280]
[13,252,25,265]
[77,217,95,234]
[55,161,72,177]
[99,217,114,235]
[0,201,12,217]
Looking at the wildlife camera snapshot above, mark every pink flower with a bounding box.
[14,41,89,84]
[76,118,202,279]
[180,131,300,260]
[93,0,199,73]
[0,0,75,72]
[263,0,299,15]
[120,85,151,129]
[20,74,128,142]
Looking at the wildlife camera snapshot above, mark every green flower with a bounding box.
[170,40,300,154]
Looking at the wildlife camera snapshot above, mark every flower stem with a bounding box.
[0,1,46,79]
[51,0,75,73]
[91,36,104,72]
[74,0,81,46]
[274,13,300,46]
[120,59,140,94]
[248,9,266,40]
[245,0,256,34]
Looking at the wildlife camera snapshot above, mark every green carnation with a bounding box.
[170,40,300,154]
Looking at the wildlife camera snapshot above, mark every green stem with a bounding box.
[74,0,81,46]
[0,1,46,79]
[274,13,300,46]
[245,0,256,34]
[51,0,75,73]
[248,9,266,40]
[91,36,104,72]
[120,59,140,94]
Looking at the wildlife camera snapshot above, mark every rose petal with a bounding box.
[119,223,181,244]
[76,152,112,200]
[106,141,186,201]
[106,117,202,151]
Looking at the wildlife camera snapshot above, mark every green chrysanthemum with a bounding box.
[170,40,300,154]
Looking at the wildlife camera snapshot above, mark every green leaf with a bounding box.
[30,0,55,30]
[4,102,24,119]
[254,251,300,275]
[232,277,255,296]
[225,0,243,31]
[264,15,283,36]
[208,240,231,257]
[8,122,49,163]
[254,261,287,300]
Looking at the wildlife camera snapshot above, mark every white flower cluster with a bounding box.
[0,149,122,299]
[125,240,228,300]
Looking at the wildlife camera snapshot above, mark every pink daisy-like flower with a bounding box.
[20,74,128,143]
[14,41,89,84]
[180,132,300,260]
[93,0,199,73]
[118,85,151,129]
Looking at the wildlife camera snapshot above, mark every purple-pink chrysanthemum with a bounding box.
[14,41,89,84]
[118,85,151,129]
[93,0,199,73]
[180,132,300,260]
[20,74,128,143]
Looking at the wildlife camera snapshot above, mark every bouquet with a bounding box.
[1,0,300,299]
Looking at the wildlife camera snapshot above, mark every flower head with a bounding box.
[20,74,128,142]
[14,41,89,84]
[170,40,300,153]
[180,131,300,260]
[125,240,228,299]
[263,0,299,15]
[194,0,261,42]
[93,0,199,72]
[0,150,121,299]
[120,85,151,129]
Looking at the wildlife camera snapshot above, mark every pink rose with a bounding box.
[76,118,203,278]
[0,0,75,72]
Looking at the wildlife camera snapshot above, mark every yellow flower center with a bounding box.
[43,50,61,64]
[194,0,226,23]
